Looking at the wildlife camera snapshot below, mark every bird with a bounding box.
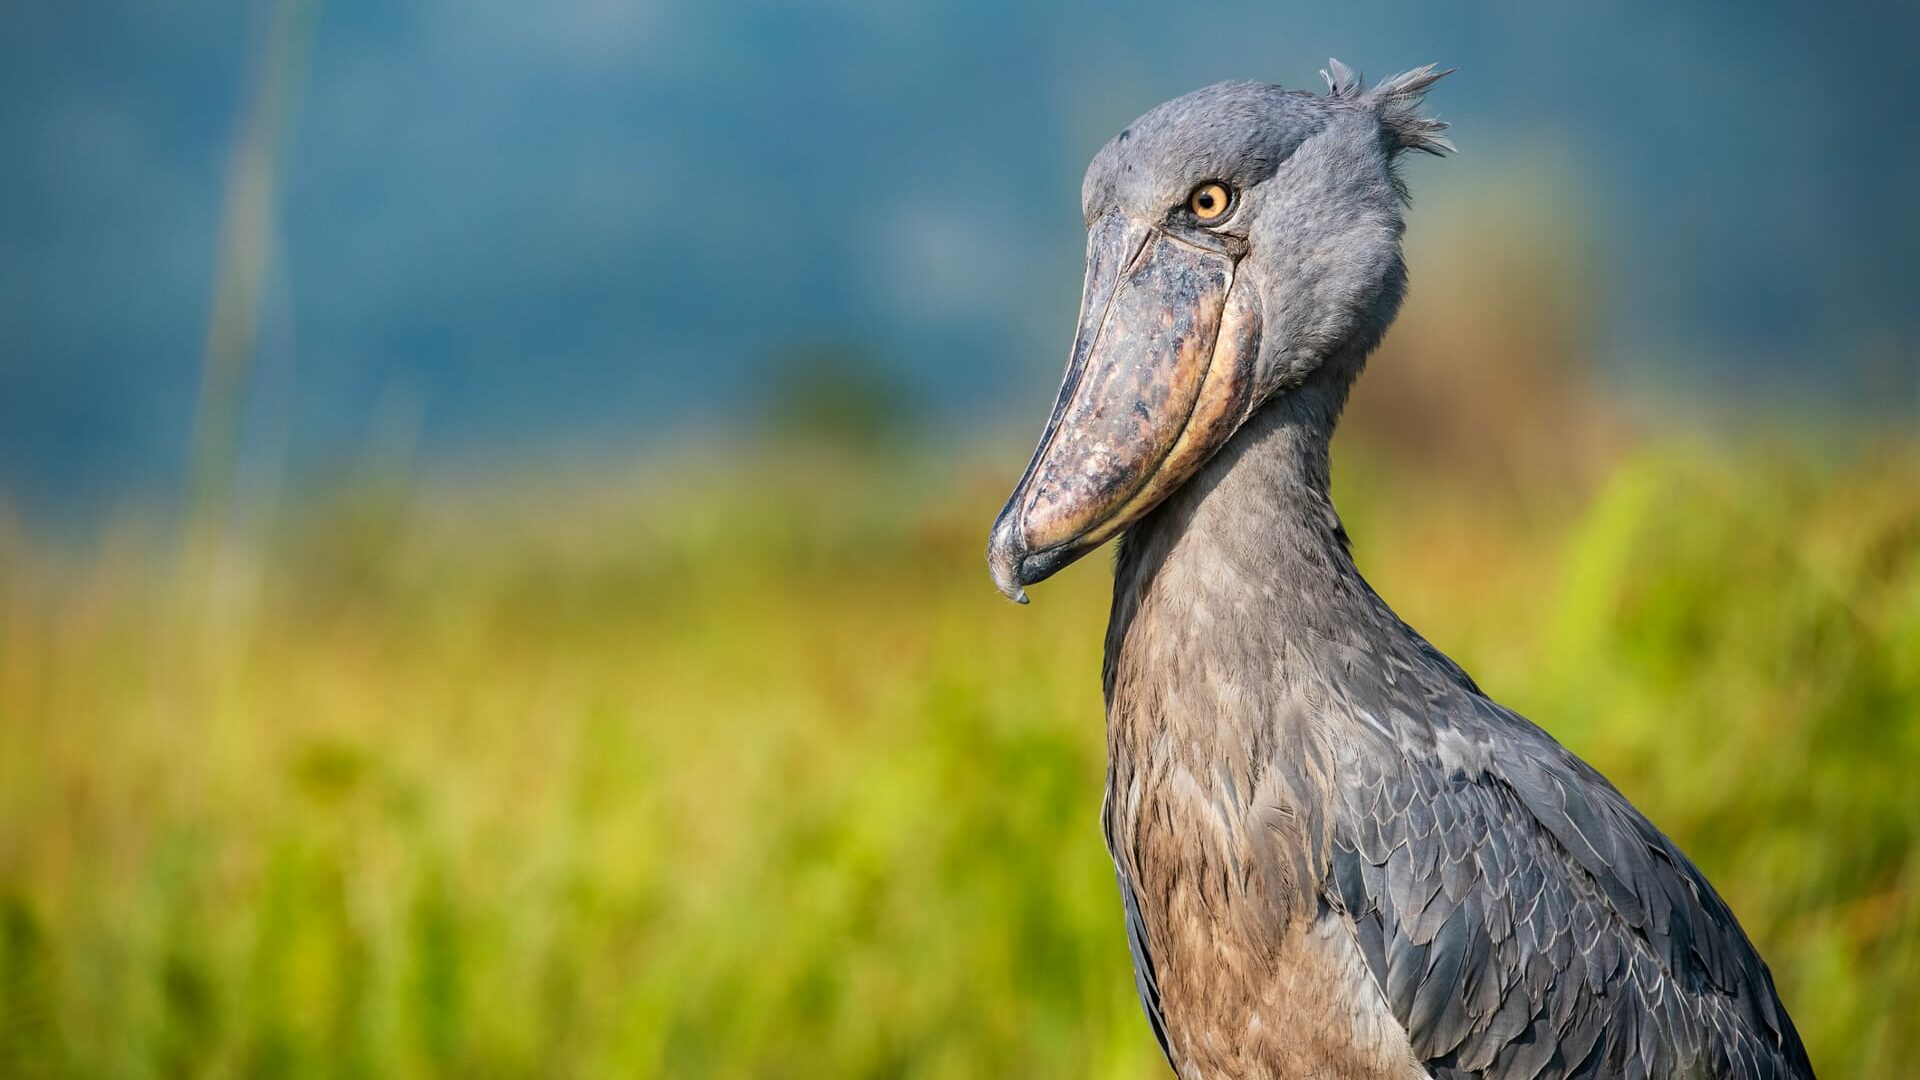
[985,62,1814,1080]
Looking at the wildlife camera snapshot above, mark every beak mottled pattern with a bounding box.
[989,211,1261,601]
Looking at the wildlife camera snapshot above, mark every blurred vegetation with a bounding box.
[763,344,920,454]
[1,191,1916,1076]
[1,427,1915,1077]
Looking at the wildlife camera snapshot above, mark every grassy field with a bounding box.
[1,425,1917,1077]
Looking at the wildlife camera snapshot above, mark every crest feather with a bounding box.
[1321,58,1457,157]
[1321,57,1364,99]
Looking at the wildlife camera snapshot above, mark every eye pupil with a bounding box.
[1189,183,1229,221]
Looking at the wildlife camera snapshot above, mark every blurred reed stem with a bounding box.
[185,0,318,622]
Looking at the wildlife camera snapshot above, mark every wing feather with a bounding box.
[1323,686,1814,1078]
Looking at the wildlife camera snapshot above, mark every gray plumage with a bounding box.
[995,62,1813,1079]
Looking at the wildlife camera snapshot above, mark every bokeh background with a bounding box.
[3,2,1918,1076]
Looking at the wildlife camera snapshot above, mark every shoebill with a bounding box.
[985,62,1813,1079]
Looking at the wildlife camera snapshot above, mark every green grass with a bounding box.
[0,436,1915,1077]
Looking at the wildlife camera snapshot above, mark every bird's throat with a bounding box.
[1103,370,1383,710]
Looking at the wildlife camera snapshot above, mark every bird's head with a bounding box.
[987,61,1453,602]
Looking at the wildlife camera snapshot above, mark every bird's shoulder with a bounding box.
[1315,642,1812,1079]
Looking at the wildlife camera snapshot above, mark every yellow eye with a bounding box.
[1188,182,1231,221]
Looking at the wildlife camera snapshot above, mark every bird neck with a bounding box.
[1105,366,1400,707]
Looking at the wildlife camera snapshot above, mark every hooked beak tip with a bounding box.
[987,511,1032,604]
